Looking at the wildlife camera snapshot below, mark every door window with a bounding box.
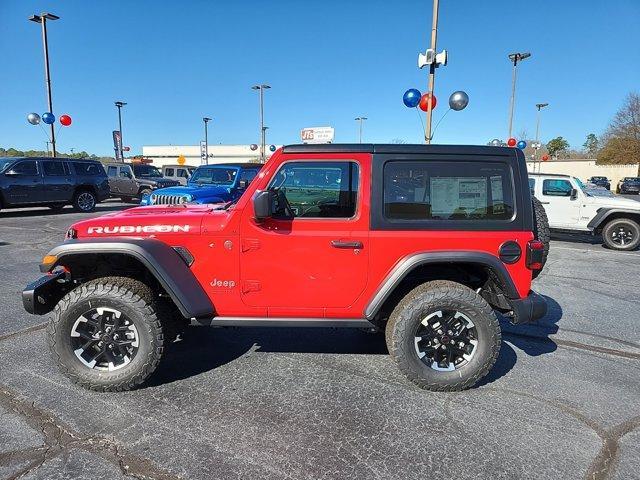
[528,178,535,196]
[43,161,66,176]
[119,167,133,179]
[268,161,359,218]
[177,168,189,178]
[239,168,258,185]
[542,179,572,197]
[107,166,118,177]
[165,168,175,177]
[11,161,38,175]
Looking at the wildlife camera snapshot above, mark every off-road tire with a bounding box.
[531,196,550,279]
[48,276,167,392]
[386,280,501,391]
[602,218,640,251]
[72,190,97,212]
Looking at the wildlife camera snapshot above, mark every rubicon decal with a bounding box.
[87,225,190,234]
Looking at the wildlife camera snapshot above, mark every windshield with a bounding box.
[190,167,238,185]
[573,177,593,196]
[0,159,15,172]
[624,177,640,183]
[133,165,163,178]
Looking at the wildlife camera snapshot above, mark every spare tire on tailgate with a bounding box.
[531,196,550,279]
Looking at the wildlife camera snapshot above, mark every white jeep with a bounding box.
[529,173,640,251]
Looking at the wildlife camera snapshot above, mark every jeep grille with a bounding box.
[150,194,189,205]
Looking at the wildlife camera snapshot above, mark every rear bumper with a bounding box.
[508,290,547,325]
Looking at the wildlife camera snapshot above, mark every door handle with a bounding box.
[331,240,363,249]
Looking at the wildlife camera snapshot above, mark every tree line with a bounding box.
[0,147,114,163]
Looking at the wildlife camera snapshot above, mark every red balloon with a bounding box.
[542,154,550,162]
[418,93,437,112]
[60,114,72,126]
[507,137,517,147]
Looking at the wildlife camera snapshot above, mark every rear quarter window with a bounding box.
[73,162,105,176]
[383,161,514,221]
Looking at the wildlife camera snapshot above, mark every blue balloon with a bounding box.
[42,112,55,125]
[269,144,276,152]
[517,140,527,149]
[403,89,421,108]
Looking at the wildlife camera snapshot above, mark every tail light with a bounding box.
[526,240,545,270]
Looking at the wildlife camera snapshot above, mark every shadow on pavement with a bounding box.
[147,327,388,388]
[0,203,131,218]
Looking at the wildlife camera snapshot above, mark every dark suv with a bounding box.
[104,162,179,202]
[0,157,109,212]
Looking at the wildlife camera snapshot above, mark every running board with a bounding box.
[197,317,374,328]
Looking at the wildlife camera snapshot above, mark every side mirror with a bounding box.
[252,190,273,220]
[570,188,578,200]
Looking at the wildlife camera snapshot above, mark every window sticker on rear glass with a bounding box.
[430,177,487,217]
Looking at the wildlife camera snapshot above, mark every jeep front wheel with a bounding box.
[48,277,166,392]
[602,218,640,251]
[386,280,501,391]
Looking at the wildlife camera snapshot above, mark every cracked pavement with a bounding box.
[1,202,639,479]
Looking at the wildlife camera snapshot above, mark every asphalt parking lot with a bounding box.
[1,200,639,480]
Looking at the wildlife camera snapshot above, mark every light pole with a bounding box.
[203,117,211,165]
[425,0,440,144]
[29,12,59,158]
[534,102,549,173]
[355,117,367,143]
[114,101,126,162]
[251,84,270,162]
[507,52,531,139]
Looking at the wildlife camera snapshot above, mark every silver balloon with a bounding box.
[27,112,41,125]
[448,91,469,111]
[490,138,501,146]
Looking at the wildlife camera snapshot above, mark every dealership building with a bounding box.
[141,144,281,167]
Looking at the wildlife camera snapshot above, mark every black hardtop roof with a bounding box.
[282,143,518,157]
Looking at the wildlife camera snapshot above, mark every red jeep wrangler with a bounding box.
[23,144,549,392]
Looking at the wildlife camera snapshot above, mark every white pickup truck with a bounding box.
[529,173,640,251]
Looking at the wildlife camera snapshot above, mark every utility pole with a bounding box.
[203,117,211,165]
[251,84,271,162]
[29,12,59,157]
[534,102,548,173]
[114,101,126,162]
[507,52,531,139]
[425,0,439,144]
[355,117,367,143]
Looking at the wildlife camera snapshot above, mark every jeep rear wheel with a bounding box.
[386,280,501,391]
[48,277,167,392]
[602,218,640,251]
[531,196,550,279]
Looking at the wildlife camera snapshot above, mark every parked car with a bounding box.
[23,144,549,392]
[530,173,640,250]
[616,177,640,195]
[587,176,610,190]
[162,165,196,185]
[0,157,109,212]
[104,162,180,201]
[140,163,262,205]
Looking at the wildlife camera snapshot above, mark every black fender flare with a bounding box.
[587,208,640,230]
[364,251,520,319]
[41,238,213,319]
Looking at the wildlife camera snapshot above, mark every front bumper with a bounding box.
[508,290,547,325]
[22,270,70,315]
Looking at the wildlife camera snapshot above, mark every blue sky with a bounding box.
[1,0,638,156]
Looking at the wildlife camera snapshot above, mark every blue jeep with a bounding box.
[141,163,263,206]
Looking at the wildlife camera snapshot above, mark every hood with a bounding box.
[153,184,231,198]
[69,204,220,238]
[588,194,640,209]
[138,178,180,188]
